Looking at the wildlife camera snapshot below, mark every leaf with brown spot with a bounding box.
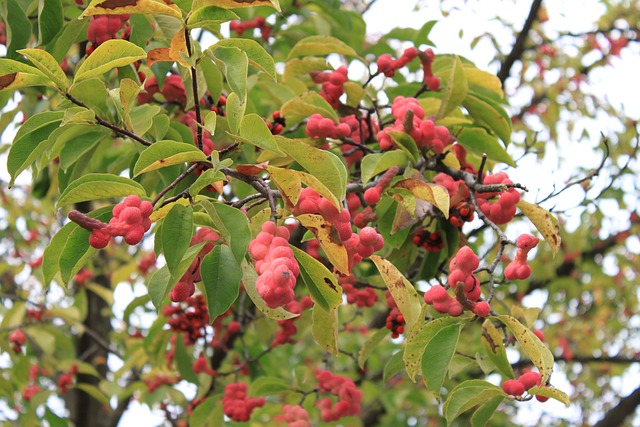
[496,315,554,384]
[74,40,146,83]
[297,214,349,275]
[236,162,268,176]
[291,246,342,312]
[528,385,570,407]
[146,30,190,67]
[0,59,53,92]
[82,0,182,18]
[371,255,424,334]
[312,305,338,354]
[393,178,450,218]
[481,319,515,379]
[516,200,561,256]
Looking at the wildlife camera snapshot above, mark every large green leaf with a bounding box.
[74,40,146,83]
[291,246,342,312]
[456,127,514,166]
[206,46,248,101]
[229,114,285,156]
[201,245,242,321]
[437,55,468,120]
[470,396,504,427]
[162,204,194,276]
[443,380,505,426]
[133,140,208,176]
[280,92,339,125]
[388,130,420,163]
[200,200,251,265]
[361,151,409,185]
[421,323,461,402]
[215,39,276,81]
[57,174,146,208]
[3,0,31,58]
[187,6,239,29]
[288,35,360,59]
[462,93,511,145]
[38,0,63,45]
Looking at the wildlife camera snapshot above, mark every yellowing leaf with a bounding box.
[481,319,515,379]
[74,40,146,83]
[528,385,570,407]
[465,67,504,99]
[0,59,52,92]
[17,49,69,91]
[288,35,360,60]
[516,200,561,256]
[133,140,208,176]
[312,305,338,355]
[192,0,280,12]
[437,55,468,119]
[266,166,341,212]
[147,30,190,67]
[82,0,182,18]
[297,214,349,275]
[280,91,339,125]
[393,178,450,218]
[371,255,423,334]
[291,246,342,312]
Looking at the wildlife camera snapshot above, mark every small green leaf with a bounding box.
[249,377,291,396]
[43,221,75,287]
[225,91,245,135]
[422,323,461,402]
[189,396,221,427]
[457,127,514,166]
[437,55,468,120]
[189,169,226,197]
[74,40,146,83]
[206,46,248,101]
[470,396,503,427]
[443,380,505,426]
[230,114,285,156]
[291,246,342,312]
[18,48,68,91]
[56,174,146,208]
[361,151,409,185]
[387,130,419,163]
[175,334,199,384]
[187,6,239,29]
[404,316,462,381]
[358,328,389,369]
[215,38,276,81]
[162,204,194,275]
[201,200,251,265]
[133,140,208,176]
[280,92,339,125]
[288,35,360,60]
[312,305,338,355]
[201,245,242,321]
[383,350,405,382]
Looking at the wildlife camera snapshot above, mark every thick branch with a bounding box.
[594,385,640,427]
[497,0,544,84]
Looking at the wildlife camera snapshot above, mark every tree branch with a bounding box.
[497,0,544,84]
[594,385,640,427]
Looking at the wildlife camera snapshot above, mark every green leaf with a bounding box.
[422,323,461,402]
[43,221,75,287]
[291,246,342,312]
[456,127,514,166]
[25,327,56,354]
[371,255,424,334]
[528,385,570,407]
[17,49,68,91]
[414,20,438,46]
[312,306,338,355]
[175,334,199,384]
[3,0,31,58]
[206,46,248,101]
[200,201,251,265]
[497,315,554,384]
[7,111,64,186]
[383,350,405,382]
[162,204,194,275]
[470,396,503,427]
[74,384,111,408]
[59,131,106,172]
[387,130,420,163]
[358,328,389,369]
[191,0,280,11]
[230,114,285,156]
[361,151,409,185]
[481,319,515,379]
[134,140,208,176]
[215,39,276,81]
[38,0,63,45]
[288,35,360,59]
[241,260,298,320]
[45,407,68,427]
[403,316,462,382]
[437,55,468,120]
[284,57,328,81]
[56,174,146,208]
[443,380,505,426]
[462,94,511,145]
[189,169,226,197]
[187,6,239,29]
[201,245,242,321]
[516,200,561,256]
[280,92,339,125]
[74,40,146,83]
[189,396,223,427]
[225,91,245,135]
[249,377,291,396]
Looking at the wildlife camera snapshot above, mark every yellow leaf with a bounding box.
[147,30,190,68]
[393,178,450,218]
[82,0,182,18]
[516,200,561,256]
[297,214,349,275]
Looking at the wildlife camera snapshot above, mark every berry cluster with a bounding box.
[73,268,93,286]
[412,229,444,252]
[504,234,539,281]
[353,206,377,229]
[76,195,153,249]
[192,353,217,377]
[310,66,349,108]
[476,172,520,225]
[169,228,219,302]
[339,274,378,308]
[57,364,78,394]
[434,172,475,227]
[315,370,362,421]
[229,17,272,41]
[363,166,399,205]
[448,201,475,228]
[162,294,210,345]
[137,74,188,107]
[501,370,548,402]
[337,115,379,167]
[377,97,455,152]
[385,308,406,338]
[272,297,313,347]
[137,252,156,275]
[86,14,130,47]
[222,382,266,422]
[265,110,286,135]
[420,48,441,91]
[143,373,179,392]
[376,47,418,77]
[280,404,312,427]
[305,114,351,139]
[248,221,300,309]
[9,329,26,353]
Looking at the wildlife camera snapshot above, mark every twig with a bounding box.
[184,29,204,152]
[152,163,199,206]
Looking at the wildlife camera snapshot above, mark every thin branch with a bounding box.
[152,163,199,206]
[184,28,204,152]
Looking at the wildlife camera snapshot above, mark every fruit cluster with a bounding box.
[162,294,210,345]
[76,195,153,249]
[248,221,301,309]
[376,47,419,77]
[138,74,188,107]
[476,172,520,225]
[222,382,266,422]
[192,353,217,377]
[501,370,548,402]
[377,96,455,152]
[229,16,272,41]
[337,115,379,167]
[9,329,25,353]
[169,228,220,302]
[86,14,130,47]
[412,229,444,252]
[363,166,399,205]
[315,370,362,421]
[310,66,349,108]
[385,308,406,338]
[57,364,78,394]
[143,373,179,392]
[305,114,351,139]
[339,274,378,308]
[280,404,312,427]
[504,234,539,280]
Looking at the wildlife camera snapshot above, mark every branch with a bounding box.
[65,93,152,147]
[594,385,640,427]
[184,28,204,152]
[152,163,199,206]
[497,0,544,84]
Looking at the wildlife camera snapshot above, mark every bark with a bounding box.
[594,385,640,427]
